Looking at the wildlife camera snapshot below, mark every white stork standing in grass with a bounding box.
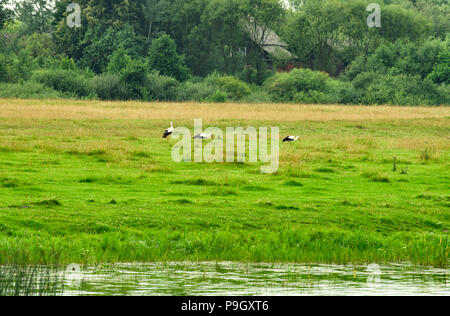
[282,136,300,143]
[162,122,174,139]
[193,132,213,140]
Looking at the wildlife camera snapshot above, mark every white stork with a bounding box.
[282,136,300,143]
[162,122,174,138]
[193,132,213,139]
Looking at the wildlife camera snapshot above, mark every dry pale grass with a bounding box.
[0,99,449,122]
[387,137,450,151]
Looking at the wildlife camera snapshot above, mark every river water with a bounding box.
[59,262,448,296]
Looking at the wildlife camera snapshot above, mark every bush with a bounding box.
[208,75,251,100]
[32,69,92,97]
[293,90,333,104]
[206,90,227,103]
[240,88,272,103]
[360,73,444,105]
[90,74,132,100]
[107,48,133,75]
[265,68,329,102]
[143,72,180,101]
[344,39,445,81]
[119,60,148,99]
[0,61,7,82]
[176,81,218,102]
[351,72,383,90]
[0,81,64,99]
[0,52,36,83]
[238,66,274,85]
[326,79,360,104]
[436,84,450,105]
[428,50,450,85]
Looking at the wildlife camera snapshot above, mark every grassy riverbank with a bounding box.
[0,99,448,266]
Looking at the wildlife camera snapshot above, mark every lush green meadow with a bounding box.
[0,99,448,267]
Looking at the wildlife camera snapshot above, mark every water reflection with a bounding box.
[61,262,449,296]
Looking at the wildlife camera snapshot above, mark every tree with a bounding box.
[240,0,285,83]
[107,47,132,74]
[429,50,450,84]
[377,4,431,42]
[0,0,13,30]
[186,0,247,76]
[15,0,54,35]
[141,0,167,40]
[78,23,145,74]
[340,0,380,65]
[147,34,190,81]
[282,0,346,74]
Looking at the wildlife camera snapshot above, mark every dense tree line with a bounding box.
[0,0,448,105]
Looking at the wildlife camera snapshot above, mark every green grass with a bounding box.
[0,102,448,267]
[0,264,63,296]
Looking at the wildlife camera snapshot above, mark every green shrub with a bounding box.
[238,66,274,85]
[293,90,334,104]
[0,53,33,83]
[428,50,450,85]
[176,81,218,101]
[52,57,78,72]
[360,74,443,105]
[206,90,227,103]
[0,81,64,99]
[352,72,383,90]
[143,72,180,101]
[0,61,7,82]
[265,68,329,102]
[107,48,133,75]
[32,69,92,97]
[326,79,360,104]
[90,74,132,100]
[119,60,148,99]
[344,39,446,81]
[436,84,450,105]
[211,75,251,100]
[240,89,272,103]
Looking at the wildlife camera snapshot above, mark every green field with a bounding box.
[0,99,448,267]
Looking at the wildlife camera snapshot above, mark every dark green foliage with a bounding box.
[0,81,64,98]
[266,69,330,102]
[143,72,180,101]
[377,4,431,42]
[428,50,450,84]
[0,0,13,30]
[176,80,218,101]
[343,39,446,81]
[90,74,132,100]
[119,60,149,99]
[206,90,228,103]
[107,48,133,75]
[0,58,7,82]
[14,0,54,35]
[147,34,190,81]
[32,69,92,97]
[0,0,447,105]
[206,74,252,100]
[354,72,445,105]
[78,24,145,74]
